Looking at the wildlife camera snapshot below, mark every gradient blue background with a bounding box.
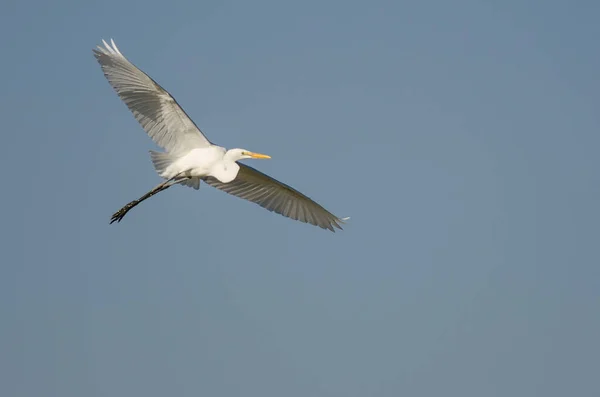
[2,0,599,396]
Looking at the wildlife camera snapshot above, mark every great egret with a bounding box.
[93,39,348,231]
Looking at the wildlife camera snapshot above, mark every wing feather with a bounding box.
[203,164,346,232]
[93,39,211,154]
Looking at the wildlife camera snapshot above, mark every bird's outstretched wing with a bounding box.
[93,39,212,154]
[203,164,347,232]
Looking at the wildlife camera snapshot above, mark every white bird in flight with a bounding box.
[93,39,348,231]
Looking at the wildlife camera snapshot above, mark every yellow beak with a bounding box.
[247,152,271,159]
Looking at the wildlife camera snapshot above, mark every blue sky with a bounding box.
[2,0,599,396]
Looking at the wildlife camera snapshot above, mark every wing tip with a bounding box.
[94,38,121,56]
[325,216,349,232]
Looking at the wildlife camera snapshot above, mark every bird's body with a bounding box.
[94,39,347,231]
[155,146,234,182]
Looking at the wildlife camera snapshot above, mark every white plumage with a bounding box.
[94,39,348,231]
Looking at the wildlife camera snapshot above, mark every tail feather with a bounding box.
[149,151,200,190]
[180,177,200,190]
[149,150,177,176]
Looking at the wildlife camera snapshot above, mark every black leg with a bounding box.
[109,175,189,224]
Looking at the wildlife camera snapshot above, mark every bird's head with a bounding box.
[226,148,271,161]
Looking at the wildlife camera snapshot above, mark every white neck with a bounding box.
[211,151,241,183]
